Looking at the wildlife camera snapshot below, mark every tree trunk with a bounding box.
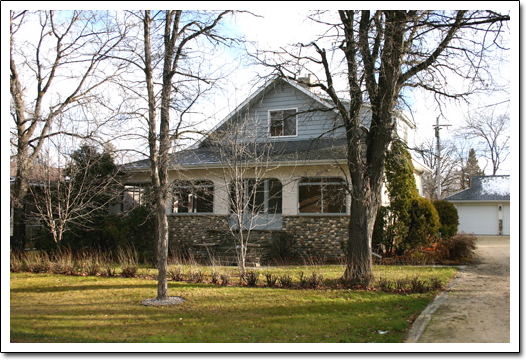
[155,195,169,299]
[342,187,379,286]
[11,168,30,252]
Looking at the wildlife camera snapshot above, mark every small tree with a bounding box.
[460,148,485,188]
[213,119,283,275]
[379,140,420,256]
[29,144,120,250]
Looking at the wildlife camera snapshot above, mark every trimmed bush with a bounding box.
[433,200,459,239]
[404,197,441,251]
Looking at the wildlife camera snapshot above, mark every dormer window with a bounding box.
[269,109,297,137]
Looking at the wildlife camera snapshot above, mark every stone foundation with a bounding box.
[167,214,349,264]
[283,216,349,261]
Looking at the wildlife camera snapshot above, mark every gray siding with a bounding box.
[210,79,374,144]
[218,81,344,143]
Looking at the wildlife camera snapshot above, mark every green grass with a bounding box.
[10,265,457,343]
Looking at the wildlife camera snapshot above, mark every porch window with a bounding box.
[172,180,214,214]
[269,109,297,137]
[298,177,347,214]
[230,178,282,214]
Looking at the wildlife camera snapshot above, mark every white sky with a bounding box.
[2,5,516,173]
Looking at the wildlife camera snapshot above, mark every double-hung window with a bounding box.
[298,178,347,214]
[172,180,214,214]
[269,109,297,137]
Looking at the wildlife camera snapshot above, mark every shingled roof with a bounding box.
[121,137,348,172]
[445,175,510,202]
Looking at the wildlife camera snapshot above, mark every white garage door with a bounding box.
[502,205,510,235]
[456,205,499,235]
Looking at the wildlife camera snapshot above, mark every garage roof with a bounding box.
[445,175,510,202]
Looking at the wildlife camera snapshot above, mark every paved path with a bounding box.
[409,236,510,343]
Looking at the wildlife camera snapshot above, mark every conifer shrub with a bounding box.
[433,200,459,239]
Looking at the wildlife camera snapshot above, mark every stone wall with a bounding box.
[167,214,349,264]
[283,216,349,261]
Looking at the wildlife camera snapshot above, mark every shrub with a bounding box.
[77,251,102,276]
[269,232,298,262]
[408,276,429,293]
[52,249,76,275]
[220,273,231,286]
[190,269,204,283]
[10,252,23,273]
[428,277,443,291]
[437,233,477,262]
[117,247,138,278]
[24,251,51,273]
[403,197,441,252]
[265,273,278,287]
[242,271,260,287]
[211,271,220,284]
[168,267,184,281]
[278,274,293,288]
[433,200,459,239]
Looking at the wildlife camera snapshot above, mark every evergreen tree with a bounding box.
[461,148,484,188]
[375,140,420,255]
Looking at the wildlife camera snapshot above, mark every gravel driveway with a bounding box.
[412,236,510,343]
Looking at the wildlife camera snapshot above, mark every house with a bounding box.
[445,175,510,236]
[120,77,430,263]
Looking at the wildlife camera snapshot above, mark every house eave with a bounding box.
[122,158,349,174]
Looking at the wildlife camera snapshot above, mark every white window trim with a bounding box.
[268,108,298,138]
[171,181,214,215]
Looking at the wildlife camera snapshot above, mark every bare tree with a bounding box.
[117,10,233,300]
[28,143,120,249]
[258,10,509,285]
[211,119,283,275]
[415,138,463,200]
[458,111,510,175]
[10,10,127,251]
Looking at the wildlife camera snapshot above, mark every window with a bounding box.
[298,178,347,214]
[122,184,146,212]
[172,180,214,214]
[269,109,297,137]
[230,178,282,214]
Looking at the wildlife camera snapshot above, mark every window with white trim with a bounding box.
[269,109,297,137]
[298,178,347,214]
[172,180,214,214]
[122,184,146,212]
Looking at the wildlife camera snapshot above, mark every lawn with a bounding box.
[10,265,457,343]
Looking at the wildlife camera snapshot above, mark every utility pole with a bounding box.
[433,116,451,200]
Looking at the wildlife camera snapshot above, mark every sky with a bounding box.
[3,6,516,173]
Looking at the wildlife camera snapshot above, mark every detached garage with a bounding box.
[445,176,510,236]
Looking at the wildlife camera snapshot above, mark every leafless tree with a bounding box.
[117,10,234,300]
[257,10,509,285]
[28,143,121,249]
[415,138,463,200]
[10,10,128,251]
[458,111,510,175]
[210,118,284,275]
